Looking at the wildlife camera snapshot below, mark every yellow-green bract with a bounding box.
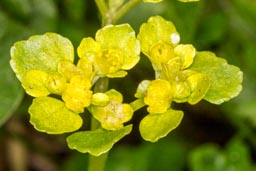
[67,125,132,156]
[29,96,82,134]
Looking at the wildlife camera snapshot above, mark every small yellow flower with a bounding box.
[150,41,175,63]
[62,75,92,113]
[174,44,196,69]
[144,79,172,113]
[78,24,140,78]
[46,73,67,95]
[90,89,133,130]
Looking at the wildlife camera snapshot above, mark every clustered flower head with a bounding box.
[10,14,242,150]
[77,24,140,78]
[10,24,140,134]
[136,16,211,115]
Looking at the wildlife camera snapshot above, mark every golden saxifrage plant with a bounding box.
[9,0,242,170]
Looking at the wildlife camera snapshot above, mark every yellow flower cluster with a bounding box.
[10,24,140,133]
[137,16,210,114]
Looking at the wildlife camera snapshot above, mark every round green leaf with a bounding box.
[189,52,243,104]
[21,70,50,97]
[139,109,183,142]
[29,96,82,134]
[10,32,74,81]
[67,125,132,156]
[187,73,211,105]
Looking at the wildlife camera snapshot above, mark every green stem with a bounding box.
[91,0,142,170]
[130,98,145,111]
[112,0,142,24]
[88,117,108,171]
[95,0,108,26]
[95,0,142,25]
[88,153,108,171]
[88,77,109,171]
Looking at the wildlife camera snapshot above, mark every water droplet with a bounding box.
[170,33,180,44]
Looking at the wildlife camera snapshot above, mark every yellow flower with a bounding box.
[62,75,92,113]
[78,24,140,78]
[144,79,172,113]
[90,89,133,130]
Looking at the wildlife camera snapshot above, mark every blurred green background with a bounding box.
[1,0,256,170]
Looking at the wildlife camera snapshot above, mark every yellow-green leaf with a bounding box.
[21,70,50,97]
[139,109,183,142]
[10,32,74,81]
[186,73,210,104]
[29,96,82,134]
[189,52,243,104]
[67,125,132,156]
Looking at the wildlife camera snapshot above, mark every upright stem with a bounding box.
[130,99,145,111]
[88,77,109,171]
[112,0,142,24]
[95,0,142,25]
[88,152,108,171]
[92,0,142,170]
[95,0,108,25]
